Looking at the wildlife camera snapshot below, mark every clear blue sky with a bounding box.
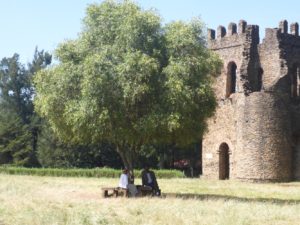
[1,0,300,64]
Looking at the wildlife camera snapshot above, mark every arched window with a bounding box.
[257,68,263,91]
[291,64,300,98]
[226,62,237,98]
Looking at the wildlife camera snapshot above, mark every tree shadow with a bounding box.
[162,193,300,205]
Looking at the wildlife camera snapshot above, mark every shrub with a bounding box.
[0,166,184,178]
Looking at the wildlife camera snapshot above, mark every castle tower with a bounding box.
[202,20,298,182]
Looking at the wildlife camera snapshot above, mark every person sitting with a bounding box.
[141,166,160,196]
[118,168,129,197]
[118,168,138,197]
[119,168,129,189]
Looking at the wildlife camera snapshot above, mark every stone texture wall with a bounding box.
[207,21,256,99]
[202,97,236,179]
[203,92,293,181]
[235,92,292,181]
[203,20,300,182]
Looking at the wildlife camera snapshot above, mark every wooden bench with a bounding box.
[101,186,160,198]
[136,185,153,196]
[101,187,128,198]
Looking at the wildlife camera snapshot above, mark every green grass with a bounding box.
[0,174,300,225]
[0,166,184,178]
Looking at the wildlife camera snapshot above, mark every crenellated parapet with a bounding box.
[228,22,237,35]
[208,20,247,41]
[207,20,259,51]
[209,20,300,51]
[277,20,299,36]
[260,20,300,92]
[290,22,299,36]
[238,20,247,34]
[263,20,300,45]
[217,26,226,38]
[279,20,288,34]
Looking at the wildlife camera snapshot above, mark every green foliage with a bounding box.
[34,0,222,169]
[154,169,184,179]
[0,50,51,167]
[161,19,222,145]
[0,48,126,169]
[0,166,184,178]
[0,109,32,166]
[0,54,31,122]
[37,122,123,168]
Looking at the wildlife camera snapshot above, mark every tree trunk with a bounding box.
[116,144,135,183]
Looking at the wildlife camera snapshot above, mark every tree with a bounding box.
[26,48,52,162]
[34,0,221,174]
[0,49,51,166]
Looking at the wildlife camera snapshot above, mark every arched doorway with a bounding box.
[226,62,237,98]
[219,143,230,180]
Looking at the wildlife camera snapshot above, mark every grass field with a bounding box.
[0,174,300,225]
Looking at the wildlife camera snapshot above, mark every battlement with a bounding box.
[262,20,300,52]
[209,20,300,43]
[208,20,259,50]
[263,20,300,42]
[208,20,248,40]
[278,20,299,36]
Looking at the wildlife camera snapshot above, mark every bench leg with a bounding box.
[113,189,118,197]
[103,190,108,198]
[119,189,128,197]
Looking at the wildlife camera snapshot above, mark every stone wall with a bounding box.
[259,28,283,91]
[203,91,292,181]
[235,92,292,181]
[208,20,256,99]
[202,97,236,179]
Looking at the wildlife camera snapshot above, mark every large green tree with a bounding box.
[34,0,221,174]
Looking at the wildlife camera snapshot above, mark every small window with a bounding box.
[291,64,300,98]
[226,62,237,98]
[257,68,263,91]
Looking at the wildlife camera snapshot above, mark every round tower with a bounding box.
[235,92,293,181]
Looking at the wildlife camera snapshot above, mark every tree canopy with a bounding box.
[34,0,222,171]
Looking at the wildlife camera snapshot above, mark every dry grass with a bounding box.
[0,174,300,225]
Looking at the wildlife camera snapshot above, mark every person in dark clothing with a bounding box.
[141,166,160,196]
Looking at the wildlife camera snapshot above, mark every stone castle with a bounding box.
[202,20,300,182]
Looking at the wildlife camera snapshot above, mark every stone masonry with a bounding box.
[203,20,300,182]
